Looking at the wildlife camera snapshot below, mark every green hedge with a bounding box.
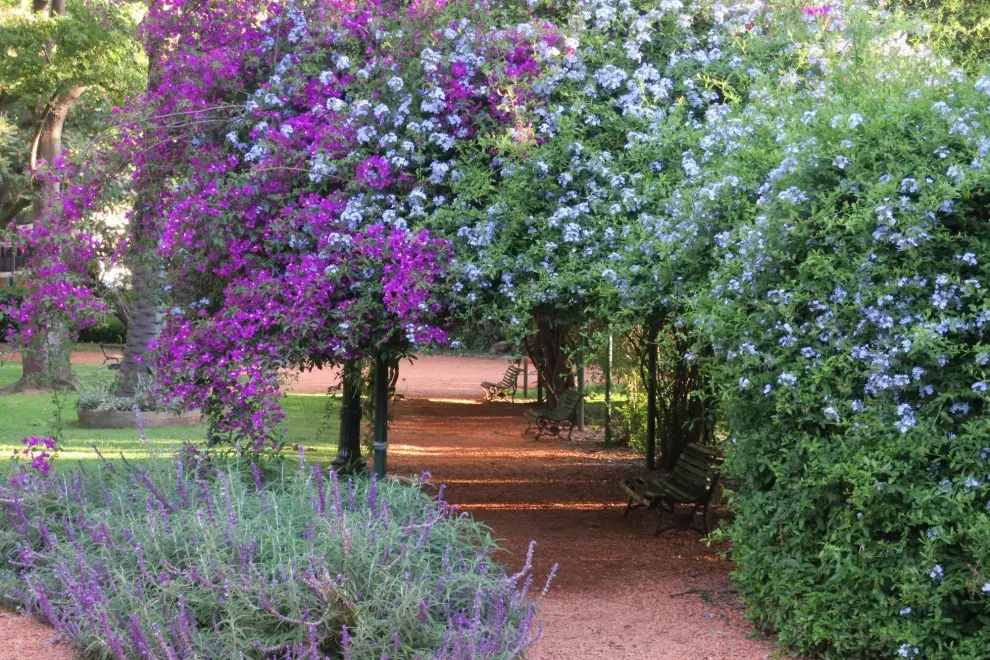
[77,315,126,344]
[692,12,990,659]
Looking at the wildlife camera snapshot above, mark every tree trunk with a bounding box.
[118,265,163,395]
[116,19,170,397]
[526,320,572,408]
[3,86,86,394]
[1,322,75,393]
[331,360,364,473]
[645,319,658,470]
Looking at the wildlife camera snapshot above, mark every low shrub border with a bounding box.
[0,450,549,658]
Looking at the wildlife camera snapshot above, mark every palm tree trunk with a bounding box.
[118,264,163,396]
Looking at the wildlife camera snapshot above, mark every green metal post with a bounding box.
[604,334,612,448]
[331,360,365,474]
[522,357,528,398]
[372,353,389,478]
[576,338,585,431]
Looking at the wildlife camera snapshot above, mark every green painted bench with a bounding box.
[621,444,724,537]
[524,388,581,440]
[481,364,522,402]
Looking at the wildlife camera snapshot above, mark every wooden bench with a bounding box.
[100,343,124,370]
[481,364,522,402]
[524,388,581,440]
[621,444,724,537]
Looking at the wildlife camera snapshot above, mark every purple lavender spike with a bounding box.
[100,610,127,660]
[251,461,264,492]
[368,473,378,515]
[341,624,352,660]
[316,460,325,516]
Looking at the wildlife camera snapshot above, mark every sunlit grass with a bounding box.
[0,361,340,470]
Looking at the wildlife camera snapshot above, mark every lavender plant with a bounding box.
[0,452,547,658]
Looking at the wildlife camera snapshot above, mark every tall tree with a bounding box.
[0,0,144,391]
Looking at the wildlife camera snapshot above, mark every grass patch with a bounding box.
[0,361,339,468]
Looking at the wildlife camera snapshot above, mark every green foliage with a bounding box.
[76,313,125,344]
[688,10,990,658]
[0,0,145,102]
[901,0,990,67]
[0,361,341,467]
[76,372,181,413]
[0,0,145,227]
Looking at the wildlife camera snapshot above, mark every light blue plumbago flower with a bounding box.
[930,564,944,580]
[973,381,988,393]
[899,607,912,616]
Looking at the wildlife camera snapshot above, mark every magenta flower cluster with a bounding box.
[15,436,57,477]
[6,0,554,448]
[127,0,550,447]
[2,159,109,349]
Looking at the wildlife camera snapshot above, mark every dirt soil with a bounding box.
[0,353,776,659]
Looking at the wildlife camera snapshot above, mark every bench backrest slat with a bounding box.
[555,389,581,414]
[670,444,723,494]
[498,366,521,385]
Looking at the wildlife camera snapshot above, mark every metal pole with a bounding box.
[522,357,528,398]
[331,360,365,473]
[646,329,657,470]
[372,353,389,478]
[576,338,585,431]
[604,334,612,448]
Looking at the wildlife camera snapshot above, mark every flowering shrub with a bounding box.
[126,0,555,446]
[0,453,548,658]
[686,5,990,657]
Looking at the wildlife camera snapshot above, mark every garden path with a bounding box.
[387,398,778,660]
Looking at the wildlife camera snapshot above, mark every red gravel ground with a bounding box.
[0,612,74,659]
[387,398,776,660]
[1,354,778,659]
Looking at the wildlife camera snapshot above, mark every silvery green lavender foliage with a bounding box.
[0,452,546,658]
[683,5,990,658]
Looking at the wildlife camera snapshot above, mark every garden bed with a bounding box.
[76,408,204,428]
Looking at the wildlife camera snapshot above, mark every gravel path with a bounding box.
[387,398,776,660]
[1,353,777,659]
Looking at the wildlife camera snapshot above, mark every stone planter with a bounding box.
[77,409,204,429]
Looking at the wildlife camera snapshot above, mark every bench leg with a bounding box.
[654,504,709,538]
[623,498,640,517]
[701,500,712,535]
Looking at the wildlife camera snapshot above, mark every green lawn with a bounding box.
[0,361,339,469]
